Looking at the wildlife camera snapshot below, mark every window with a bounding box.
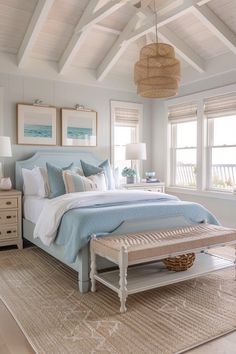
[111,101,142,180]
[205,93,236,192]
[169,103,197,188]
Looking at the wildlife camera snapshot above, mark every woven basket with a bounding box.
[163,253,195,271]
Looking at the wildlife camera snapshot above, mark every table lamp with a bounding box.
[125,143,146,183]
[0,136,12,179]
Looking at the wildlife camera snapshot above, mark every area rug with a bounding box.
[0,247,236,354]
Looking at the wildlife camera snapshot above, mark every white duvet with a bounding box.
[34,190,178,246]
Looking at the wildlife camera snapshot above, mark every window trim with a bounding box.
[166,84,236,196]
[169,109,198,189]
[110,100,143,168]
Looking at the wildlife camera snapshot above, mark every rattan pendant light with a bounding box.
[134,1,181,98]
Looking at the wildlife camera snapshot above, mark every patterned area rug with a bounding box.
[0,247,236,354]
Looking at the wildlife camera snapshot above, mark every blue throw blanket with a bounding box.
[55,199,219,263]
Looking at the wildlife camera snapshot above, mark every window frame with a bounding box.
[166,85,236,197]
[110,100,143,173]
[206,115,236,192]
[170,119,198,189]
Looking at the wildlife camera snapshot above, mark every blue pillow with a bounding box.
[46,162,74,199]
[80,159,115,190]
[80,160,103,177]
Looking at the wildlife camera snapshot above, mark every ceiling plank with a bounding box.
[75,0,134,33]
[158,27,205,73]
[192,4,236,55]
[17,0,55,67]
[126,0,212,42]
[97,0,210,81]
[58,0,132,74]
[97,11,143,81]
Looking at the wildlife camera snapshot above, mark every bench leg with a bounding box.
[90,234,97,292]
[119,245,128,313]
[78,245,90,293]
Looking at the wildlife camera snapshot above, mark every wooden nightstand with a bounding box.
[122,182,165,193]
[0,189,22,249]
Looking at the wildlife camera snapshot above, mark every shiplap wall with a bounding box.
[0,73,152,184]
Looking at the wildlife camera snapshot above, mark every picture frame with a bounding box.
[61,108,97,147]
[17,104,57,145]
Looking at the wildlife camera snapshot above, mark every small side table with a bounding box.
[0,189,22,249]
[122,182,165,193]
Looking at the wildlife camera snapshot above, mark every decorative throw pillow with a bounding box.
[22,166,47,198]
[37,166,50,197]
[46,162,74,199]
[113,167,120,189]
[80,159,115,190]
[63,170,107,193]
[80,160,103,177]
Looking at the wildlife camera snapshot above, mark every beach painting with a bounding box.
[17,104,57,145]
[61,108,97,146]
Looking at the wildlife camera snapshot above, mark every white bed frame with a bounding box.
[16,151,105,293]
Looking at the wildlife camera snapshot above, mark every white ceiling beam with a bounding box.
[126,0,211,42]
[192,4,236,55]
[97,11,143,81]
[17,0,54,67]
[197,0,212,5]
[97,0,209,81]
[75,0,131,33]
[59,0,131,74]
[158,27,205,73]
[94,24,121,36]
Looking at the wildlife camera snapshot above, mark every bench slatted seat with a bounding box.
[90,223,236,313]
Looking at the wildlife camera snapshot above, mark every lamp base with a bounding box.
[0,177,12,190]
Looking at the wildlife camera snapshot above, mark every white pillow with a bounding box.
[113,167,120,189]
[37,166,50,197]
[22,167,48,197]
[63,170,107,193]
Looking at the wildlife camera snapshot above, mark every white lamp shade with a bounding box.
[125,143,146,160]
[0,136,12,157]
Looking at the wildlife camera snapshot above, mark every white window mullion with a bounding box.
[196,99,204,191]
[206,118,214,190]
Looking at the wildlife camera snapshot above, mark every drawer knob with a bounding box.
[6,201,12,205]
[7,230,12,234]
[6,216,12,219]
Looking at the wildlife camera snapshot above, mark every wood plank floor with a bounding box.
[0,300,35,354]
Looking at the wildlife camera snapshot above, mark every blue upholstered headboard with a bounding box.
[15,151,102,191]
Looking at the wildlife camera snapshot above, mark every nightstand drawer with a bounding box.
[0,197,18,209]
[0,210,18,224]
[0,224,18,239]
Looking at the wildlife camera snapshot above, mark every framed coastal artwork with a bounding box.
[61,108,97,146]
[17,104,57,145]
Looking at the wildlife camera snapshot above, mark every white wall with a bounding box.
[151,99,168,182]
[0,73,152,184]
[167,191,236,228]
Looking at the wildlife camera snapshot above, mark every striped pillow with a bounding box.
[63,170,107,193]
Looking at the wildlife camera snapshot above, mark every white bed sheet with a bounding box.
[23,196,49,224]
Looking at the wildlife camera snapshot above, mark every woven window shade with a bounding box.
[204,92,236,119]
[168,102,197,123]
[114,107,139,126]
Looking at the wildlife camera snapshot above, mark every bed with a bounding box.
[16,151,219,293]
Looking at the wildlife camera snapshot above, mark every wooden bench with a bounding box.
[90,223,236,313]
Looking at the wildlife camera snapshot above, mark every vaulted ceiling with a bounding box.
[0,0,236,90]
